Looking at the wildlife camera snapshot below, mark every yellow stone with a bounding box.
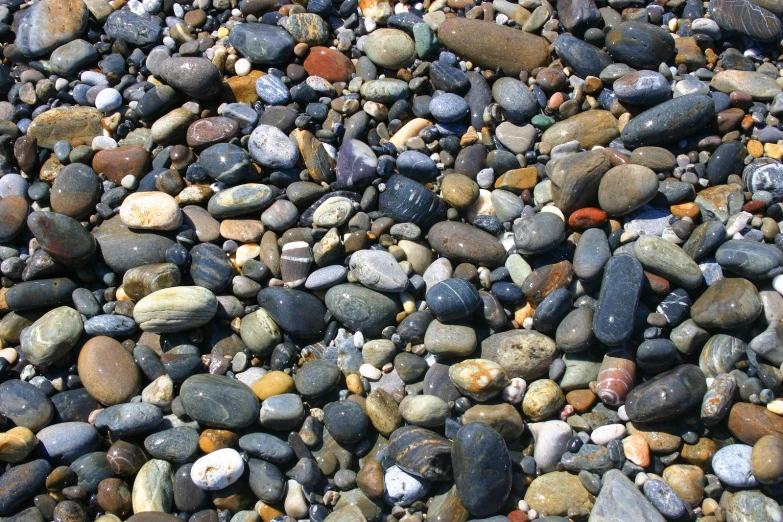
[748,139,764,158]
[0,427,37,463]
[495,167,538,192]
[27,106,104,149]
[764,143,783,159]
[251,371,295,401]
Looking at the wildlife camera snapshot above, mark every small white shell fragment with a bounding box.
[191,448,245,490]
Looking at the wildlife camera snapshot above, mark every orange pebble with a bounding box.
[568,207,608,229]
[198,429,238,453]
[670,202,700,218]
[623,433,651,467]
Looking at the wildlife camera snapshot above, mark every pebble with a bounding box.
[190,449,245,490]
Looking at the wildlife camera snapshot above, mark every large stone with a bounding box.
[541,111,619,149]
[451,423,511,517]
[15,0,88,57]
[437,18,550,76]
[27,107,103,149]
[621,95,715,149]
[480,330,558,380]
[78,337,141,406]
[625,365,707,423]
[589,469,666,522]
[709,0,783,42]
[133,287,218,333]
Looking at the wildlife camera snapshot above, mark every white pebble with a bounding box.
[91,136,117,151]
[773,273,783,296]
[540,205,565,222]
[635,472,649,487]
[191,448,245,490]
[353,331,364,348]
[359,363,382,381]
[143,0,162,13]
[502,377,526,404]
[618,405,629,422]
[81,71,108,86]
[517,500,529,512]
[364,18,376,32]
[95,88,122,112]
[235,58,251,76]
[121,175,139,190]
[590,424,627,445]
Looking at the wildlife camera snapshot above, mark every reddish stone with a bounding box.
[643,271,670,295]
[186,116,239,149]
[743,200,766,214]
[521,260,573,304]
[507,511,529,522]
[568,207,608,229]
[92,146,149,184]
[304,47,355,83]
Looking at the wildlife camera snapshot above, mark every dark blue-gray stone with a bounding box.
[0,460,50,516]
[83,315,137,337]
[50,39,99,77]
[190,243,233,293]
[28,211,96,267]
[295,360,342,397]
[144,427,200,463]
[239,433,294,464]
[174,464,208,512]
[35,422,100,463]
[379,174,447,230]
[425,278,481,322]
[573,228,611,281]
[593,254,643,346]
[199,143,253,185]
[491,77,538,124]
[620,94,714,149]
[532,288,573,334]
[625,364,707,423]
[682,221,727,261]
[557,0,601,32]
[715,239,783,278]
[180,374,258,429]
[592,469,666,522]
[397,150,438,182]
[656,288,691,326]
[636,339,677,373]
[51,389,100,423]
[452,422,511,517]
[104,11,163,47]
[257,287,326,338]
[336,139,378,189]
[707,141,745,186]
[554,34,613,79]
[5,278,78,311]
[561,444,613,474]
[605,21,675,70]
[229,23,295,65]
[710,0,783,42]
[94,403,163,437]
[465,72,492,130]
[643,480,689,519]
[513,212,566,255]
[94,217,176,275]
[323,400,368,444]
[325,284,400,337]
[613,71,671,105]
[430,61,470,94]
[429,93,469,122]
[248,459,285,504]
[69,452,114,493]
[0,379,54,432]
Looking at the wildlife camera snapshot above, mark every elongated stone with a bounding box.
[133,287,218,333]
[428,221,507,268]
[379,174,447,230]
[709,0,783,42]
[625,365,707,423]
[633,235,702,289]
[27,211,96,267]
[620,95,714,149]
[5,278,77,311]
[452,422,511,517]
[437,18,550,76]
[593,255,643,346]
[122,264,181,301]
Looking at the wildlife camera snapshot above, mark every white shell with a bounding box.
[191,448,245,490]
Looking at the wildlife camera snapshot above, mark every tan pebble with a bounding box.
[622,434,650,467]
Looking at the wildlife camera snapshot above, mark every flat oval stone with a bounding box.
[593,254,643,346]
[190,243,233,293]
[133,287,218,333]
[208,183,274,219]
[350,249,409,292]
[613,71,671,105]
[180,374,258,429]
[554,34,613,79]
[159,57,222,99]
[633,235,702,289]
[186,117,239,148]
[50,164,100,219]
[620,94,714,149]
[51,389,99,423]
[258,393,305,430]
[715,239,783,278]
[363,28,415,69]
[229,23,295,64]
[78,336,141,406]
[711,70,782,100]
[0,380,54,433]
[94,404,163,437]
[625,364,707,423]
[360,79,410,103]
[699,334,747,377]
[0,196,28,242]
[541,110,619,149]
[5,278,77,311]
[713,444,758,487]
[606,21,675,69]
[325,284,399,337]
[120,192,183,231]
[324,400,368,443]
[481,329,557,379]
[336,139,378,189]
[247,458,284,503]
[452,422,511,517]
[428,221,507,267]
[379,174,447,230]
[144,427,199,464]
[35,422,99,463]
[20,306,83,367]
[104,10,162,46]
[239,433,293,463]
[303,47,355,83]
[709,0,783,42]
[492,77,538,124]
[93,218,175,275]
[573,227,611,281]
[437,18,550,75]
[0,460,51,516]
[93,146,149,185]
[425,278,481,322]
[690,278,762,329]
[551,150,612,216]
[27,106,103,149]
[122,263,181,301]
[513,212,565,255]
[597,164,659,216]
[257,287,326,338]
[27,211,96,267]
[249,125,299,169]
